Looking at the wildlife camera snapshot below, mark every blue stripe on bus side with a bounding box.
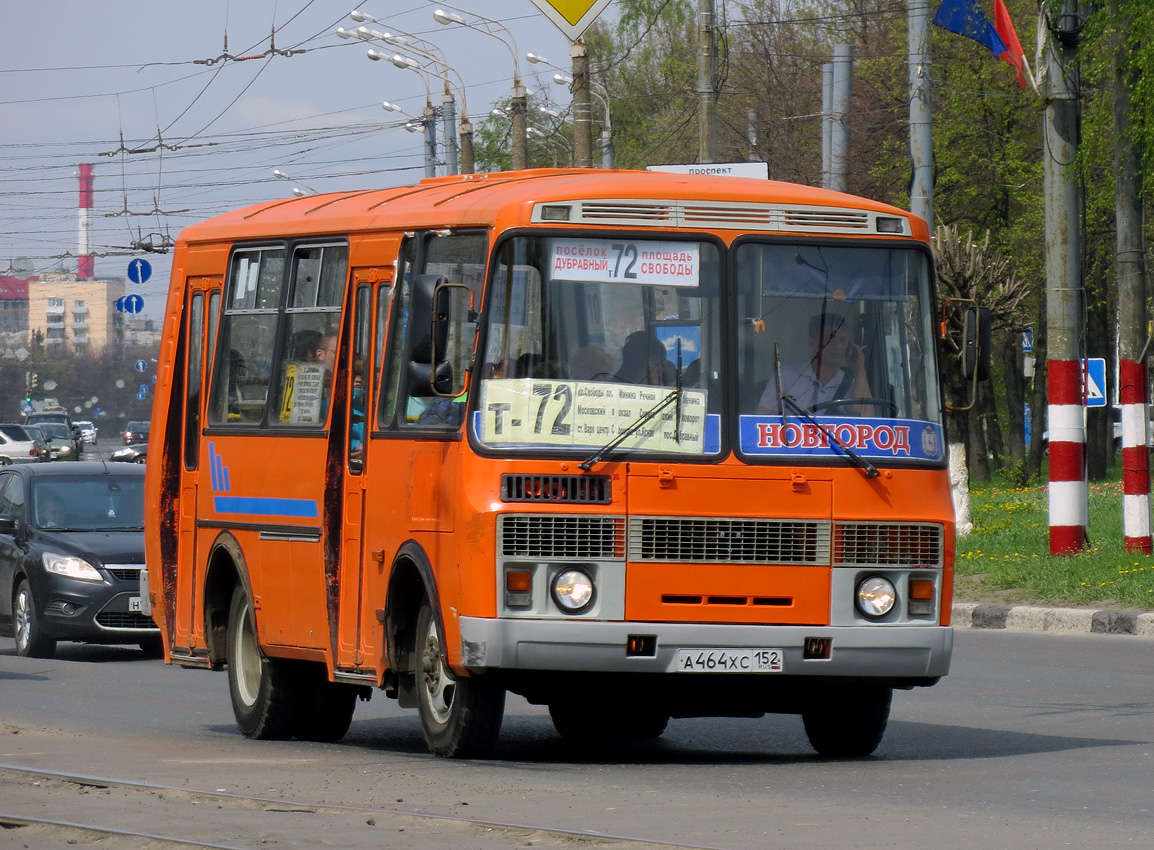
[213,496,319,518]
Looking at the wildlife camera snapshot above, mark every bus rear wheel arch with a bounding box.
[414,597,505,758]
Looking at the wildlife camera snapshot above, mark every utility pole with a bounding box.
[821,63,833,188]
[828,45,854,193]
[441,86,459,175]
[572,40,592,168]
[908,0,933,226]
[1112,7,1150,553]
[697,0,716,163]
[1043,0,1086,555]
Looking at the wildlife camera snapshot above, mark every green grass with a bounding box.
[957,465,1154,610]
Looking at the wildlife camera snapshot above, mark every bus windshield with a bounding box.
[476,235,722,459]
[735,241,943,464]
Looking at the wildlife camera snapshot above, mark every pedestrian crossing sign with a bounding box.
[1084,358,1106,407]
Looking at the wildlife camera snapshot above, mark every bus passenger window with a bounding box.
[274,244,346,426]
[209,246,285,425]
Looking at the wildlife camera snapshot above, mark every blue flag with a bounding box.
[932,0,1009,58]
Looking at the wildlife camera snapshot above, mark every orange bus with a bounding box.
[144,168,957,758]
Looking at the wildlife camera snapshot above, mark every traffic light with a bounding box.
[29,372,37,389]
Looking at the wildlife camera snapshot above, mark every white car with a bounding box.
[0,424,45,465]
[74,420,97,443]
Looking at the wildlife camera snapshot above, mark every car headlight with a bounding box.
[43,552,103,582]
[551,568,595,613]
[855,575,897,619]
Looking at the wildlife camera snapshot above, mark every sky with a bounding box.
[0,0,585,320]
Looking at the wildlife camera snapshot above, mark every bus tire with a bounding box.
[415,600,505,758]
[14,579,57,659]
[294,666,359,743]
[549,701,670,742]
[226,586,300,740]
[802,684,892,758]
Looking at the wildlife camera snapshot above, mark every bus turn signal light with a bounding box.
[505,570,533,608]
[908,578,935,616]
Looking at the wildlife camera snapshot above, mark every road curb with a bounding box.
[952,602,1154,637]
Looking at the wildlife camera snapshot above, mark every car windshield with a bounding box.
[41,423,71,439]
[32,476,145,531]
[1,425,32,441]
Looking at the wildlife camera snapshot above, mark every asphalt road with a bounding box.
[1,629,1151,849]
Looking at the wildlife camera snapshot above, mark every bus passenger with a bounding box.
[617,331,674,386]
[758,312,873,415]
[571,345,615,381]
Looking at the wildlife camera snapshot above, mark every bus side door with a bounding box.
[334,269,391,670]
[176,279,220,653]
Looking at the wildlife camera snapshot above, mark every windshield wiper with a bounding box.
[773,343,879,479]
[579,387,682,471]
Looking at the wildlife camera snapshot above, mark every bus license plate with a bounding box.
[128,596,142,612]
[676,648,783,673]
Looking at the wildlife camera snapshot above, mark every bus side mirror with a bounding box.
[409,274,450,365]
[407,361,454,397]
[962,306,991,381]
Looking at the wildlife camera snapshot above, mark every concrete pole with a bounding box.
[908,0,933,227]
[423,105,438,178]
[441,87,459,175]
[1113,10,1150,553]
[510,87,528,170]
[829,45,853,193]
[821,63,833,189]
[571,40,593,168]
[747,109,757,161]
[459,118,475,174]
[1043,0,1086,555]
[697,0,716,163]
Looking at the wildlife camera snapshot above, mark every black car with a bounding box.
[123,420,150,445]
[0,462,158,657]
[110,443,147,464]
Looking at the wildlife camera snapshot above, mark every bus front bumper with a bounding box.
[457,617,952,681]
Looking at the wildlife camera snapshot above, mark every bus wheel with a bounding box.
[294,666,359,743]
[226,586,300,740]
[549,701,670,742]
[415,600,505,758]
[14,580,57,659]
[802,684,892,758]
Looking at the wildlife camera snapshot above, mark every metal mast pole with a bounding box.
[1044,0,1087,554]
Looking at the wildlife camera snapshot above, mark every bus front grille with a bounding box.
[498,514,626,559]
[629,517,831,564]
[833,522,943,567]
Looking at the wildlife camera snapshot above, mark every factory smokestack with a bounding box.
[78,163,94,279]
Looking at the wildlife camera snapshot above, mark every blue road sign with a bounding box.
[94,407,104,417]
[1084,358,1107,408]
[115,296,125,312]
[128,258,152,284]
[20,402,33,416]
[134,359,148,373]
[139,384,150,396]
[137,390,148,401]
[123,294,145,314]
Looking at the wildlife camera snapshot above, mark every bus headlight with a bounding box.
[855,575,896,619]
[551,568,595,614]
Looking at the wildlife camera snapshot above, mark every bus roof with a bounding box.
[175,168,929,246]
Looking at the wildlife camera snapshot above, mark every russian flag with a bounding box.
[933,0,1028,90]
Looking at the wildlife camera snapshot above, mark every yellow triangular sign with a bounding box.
[528,0,613,41]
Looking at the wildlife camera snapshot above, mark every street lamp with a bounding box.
[365,48,439,178]
[431,2,527,170]
[342,14,473,174]
[272,169,318,197]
